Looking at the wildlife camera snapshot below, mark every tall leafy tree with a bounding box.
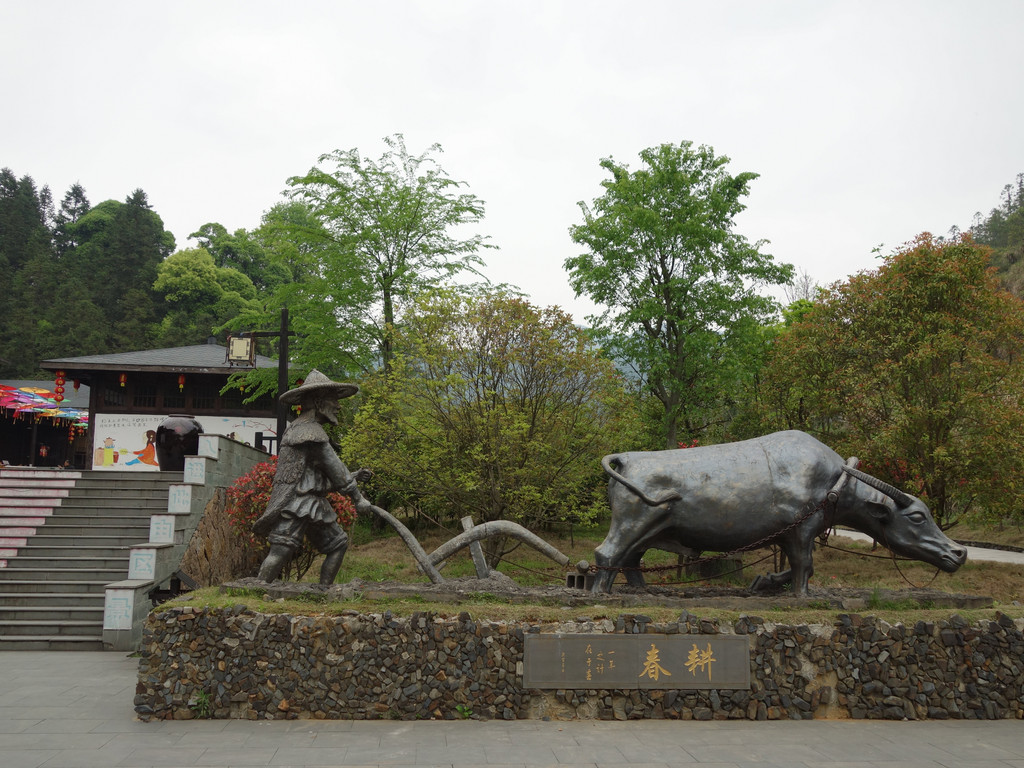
[0,170,58,375]
[970,173,1024,296]
[756,234,1024,527]
[53,183,91,258]
[283,134,492,376]
[189,221,291,292]
[565,141,793,448]
[63,189,175,351]
[0,169,52,274]
[152,247,261,347]
[342,289,642,566]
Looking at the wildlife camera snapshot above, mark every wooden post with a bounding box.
[276,307,289,446]
[461,516,490,578]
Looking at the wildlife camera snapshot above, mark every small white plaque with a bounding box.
[129,549,156,580]
[104,589,134,630]
[197,434,218,458]
[150,515,175,544]
[183,457,206,485]
[168,484,192,514]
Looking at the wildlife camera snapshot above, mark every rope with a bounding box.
[881,528,942,589]
[644,550,776,586]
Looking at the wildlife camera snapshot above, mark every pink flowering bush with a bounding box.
[226,456,357,580]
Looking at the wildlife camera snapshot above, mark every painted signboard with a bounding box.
[523,633,750,689]
[91,413,276,471]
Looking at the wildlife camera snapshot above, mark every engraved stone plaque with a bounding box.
[523,634,750,689]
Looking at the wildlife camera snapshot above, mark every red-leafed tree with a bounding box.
[754,233,1024,527]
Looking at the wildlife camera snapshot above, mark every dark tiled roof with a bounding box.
[40,345,278,373]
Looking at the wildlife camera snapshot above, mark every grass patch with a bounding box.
[945,517,1024,549]
[194,518,1022,626]
[167,586,1018,630]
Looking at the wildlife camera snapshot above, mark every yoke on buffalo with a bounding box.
[591,430,967,596]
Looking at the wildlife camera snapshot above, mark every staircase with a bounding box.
[0,468,181,650]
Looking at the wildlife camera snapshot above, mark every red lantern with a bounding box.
[54,394,64,403]
[54,385,65,394]
[73,379,80,392]
[118,373,127,387]
[177,374,186,392]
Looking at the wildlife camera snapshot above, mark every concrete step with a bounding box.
[0,469,82,481]
[7,524,149,538]
[32,515,151,528]
[13,545,131,559]
[0,498,64,509]
[46,499,167,512]
[0,592,105,607]
[0,513,53,524]
[0,619,103,637]
[3,555,129,570]
[0,487,71,499]
[0,580,112,594]
[14,534,144,548]
[69,487,177,499]
[79,470,182,480]
[0,606,104,623]
[0,567,126,582]
[0,635,104,651]
[0,477,78,489]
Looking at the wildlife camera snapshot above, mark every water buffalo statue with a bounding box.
[591,430,967,595]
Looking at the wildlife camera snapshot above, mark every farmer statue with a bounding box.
[253,369,372,585]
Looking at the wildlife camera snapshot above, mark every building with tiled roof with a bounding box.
[36,343,281,470]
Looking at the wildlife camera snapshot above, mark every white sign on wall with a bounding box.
[91,413,276,471]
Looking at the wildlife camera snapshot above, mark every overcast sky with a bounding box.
[5,1,1023,322]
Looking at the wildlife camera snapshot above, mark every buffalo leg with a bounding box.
[751,537,813,595]
[591,539,646,593]
[749,568,793,592]
[622,550,647,587]
[786,535,815,596]
[591,542,619,593]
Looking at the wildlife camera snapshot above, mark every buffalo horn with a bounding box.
[842,465,913,507]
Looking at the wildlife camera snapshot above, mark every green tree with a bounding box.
[565,141,793,448]
[189,221,291,292]
[757,233,1024,526]
[342,289,642,566]
[53,182,90,258]
[62,190,175,351]
[970,173,1024,296]
[152,247,261,347]
[0,170,58,375]
[283,134,492,376]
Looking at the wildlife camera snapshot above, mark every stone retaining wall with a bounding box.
[135,606,1024,722]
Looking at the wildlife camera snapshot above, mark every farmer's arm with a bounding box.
[310,442,375,514]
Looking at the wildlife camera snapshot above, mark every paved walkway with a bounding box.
[833,530,1024,565]
[1,652,1022,768]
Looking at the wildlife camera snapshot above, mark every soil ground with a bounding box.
[226,572,994,613]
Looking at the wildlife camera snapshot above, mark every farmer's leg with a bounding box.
[310,522,349,586]
[258,517,304,582]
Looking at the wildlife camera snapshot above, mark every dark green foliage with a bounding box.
[0,171,176,374]
[565,142,793,449]
[969,173,1024,296]
[151,247,261,347]
[0,169,59,375]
